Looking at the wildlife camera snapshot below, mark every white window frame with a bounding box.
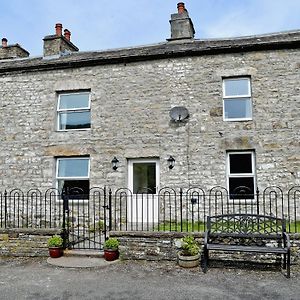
[56,157,90,198]
[223,77,252,121]
[57,91,91,131]
[226,151,256,199]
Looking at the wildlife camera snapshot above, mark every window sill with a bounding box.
[56,128,91,132]
[223,118,253,122]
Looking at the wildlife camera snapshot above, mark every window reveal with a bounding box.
[223,78,252,121]
[227,151,256,199]
[56,157,90,199]
[57,92,91,130]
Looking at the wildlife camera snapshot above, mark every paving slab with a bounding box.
[47,256,120,268]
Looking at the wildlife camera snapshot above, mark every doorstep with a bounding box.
[47,249,119,268]
[63,249,104,258]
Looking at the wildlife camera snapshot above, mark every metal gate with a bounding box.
[62,187,110,250]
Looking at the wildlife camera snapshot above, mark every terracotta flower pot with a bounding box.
[104,248,119,261]
[49,247,63,258]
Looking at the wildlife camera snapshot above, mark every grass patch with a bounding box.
[155,220,205,232]
[153,220,300,233]
[287,221,300,233]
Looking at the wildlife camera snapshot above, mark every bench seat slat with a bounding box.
[209,233,282,239]
[207,244,288,254]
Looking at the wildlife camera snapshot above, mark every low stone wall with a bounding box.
[110,231,204,261]
[291,234,300,262]
[1,229,299,262]
[110,231,300,264]
[0,228,61,257]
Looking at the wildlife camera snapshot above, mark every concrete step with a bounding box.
[47,255,119,268]
[63,249,104,258]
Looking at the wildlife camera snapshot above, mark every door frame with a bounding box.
[127,158,160,225]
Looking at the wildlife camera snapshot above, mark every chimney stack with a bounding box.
[55,23,63,36]
[0,37,29,59]
[168,2,195,41]
[43,23,78,57]
[64,29,71,41]
[0,38,29,59]
[2,38,8,48]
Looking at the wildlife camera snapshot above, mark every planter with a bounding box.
[177,252,200,268]
[49,247,63,258]
[104,248,119,261]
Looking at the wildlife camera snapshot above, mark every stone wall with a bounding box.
[0,46,299,191]
[111,231,203,261]
[110,231,300,265]
[0,228,61,257]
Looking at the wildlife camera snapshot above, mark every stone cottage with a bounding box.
[0,3,299,201]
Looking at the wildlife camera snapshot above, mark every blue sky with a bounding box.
[1,0,300,56]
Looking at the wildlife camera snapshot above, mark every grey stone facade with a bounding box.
[0,8,299,193]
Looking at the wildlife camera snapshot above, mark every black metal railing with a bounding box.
[110,186,300,234]
[0,186,299,235]
[0,189,63,228]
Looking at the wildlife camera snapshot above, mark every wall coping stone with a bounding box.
[110,231,299,240]
[0,228,61,235]
[110,231,204,239]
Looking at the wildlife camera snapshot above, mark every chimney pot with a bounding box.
[177,2,185,14]
[2,38,8,48]
[55,23,63,36]
[64,29,71,41]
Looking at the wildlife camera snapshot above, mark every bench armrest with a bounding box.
[204,230,210,246]
[283,232,291,249]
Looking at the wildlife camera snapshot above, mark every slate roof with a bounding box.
[0,30,300,74]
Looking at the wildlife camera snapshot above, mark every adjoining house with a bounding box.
[0,3,299,255]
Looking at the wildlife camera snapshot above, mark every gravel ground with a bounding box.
[0,257,299,300]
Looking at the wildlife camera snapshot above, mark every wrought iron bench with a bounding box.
[202,214,291,277]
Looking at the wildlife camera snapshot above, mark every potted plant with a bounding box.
[103,238,119,261]
[177,235,200,268]
[48,235,63,258]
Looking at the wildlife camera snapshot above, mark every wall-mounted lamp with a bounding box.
[111,157,119,171]
[167,155,175,169]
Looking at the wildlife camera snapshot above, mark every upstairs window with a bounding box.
[223,78,252,121]
[227,151,256,199]
[57,92,91,131]
[56,157,90,199]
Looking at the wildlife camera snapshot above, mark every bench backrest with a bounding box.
[207,214,285,237]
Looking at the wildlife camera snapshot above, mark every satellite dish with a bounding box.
[169,106,189,122]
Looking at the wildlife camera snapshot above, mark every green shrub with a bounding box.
[47,235,63,248]
[104,238,119,250]
[180,235,200,256]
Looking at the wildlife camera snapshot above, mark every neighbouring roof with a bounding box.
[0,30,300,74]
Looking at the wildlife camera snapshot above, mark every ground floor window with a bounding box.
[56,157,90,199]
[226,151,256,199]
